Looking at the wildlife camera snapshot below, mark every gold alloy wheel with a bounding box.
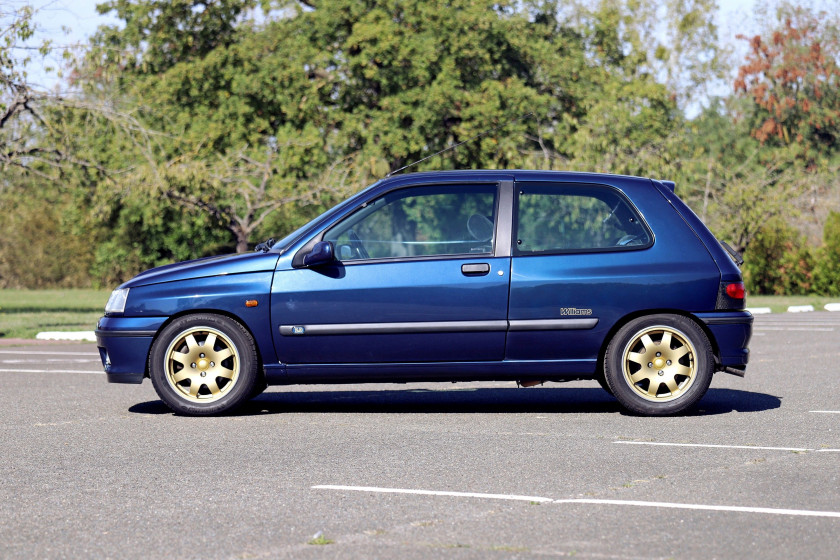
[621,325,697,402]
[163,327,240,402]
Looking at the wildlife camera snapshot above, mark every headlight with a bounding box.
[105,288,130,314]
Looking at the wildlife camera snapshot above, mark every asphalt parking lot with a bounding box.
[1,312,838,559]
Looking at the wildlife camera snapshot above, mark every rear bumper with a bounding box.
[95,316,166,384]
[696,311,753,371]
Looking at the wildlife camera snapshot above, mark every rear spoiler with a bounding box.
[658,180,676,193]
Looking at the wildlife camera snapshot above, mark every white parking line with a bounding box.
[1,359,101,364]
[754,321,840,326]
[553,499,840,519]
[754,325,834,332]
[811,411,840,414]
[311,485,553,503]
[0,351,99,357]
[312,486,840,519]
[614,441,811,452]
[0,369,103,374]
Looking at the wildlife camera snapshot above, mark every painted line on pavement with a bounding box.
[754,325,834,332]
[615,441,840,453]
[811,411,840,414]
[0,351,99,356]
[553,499,840,519]
[311,485,553,503]
[614,441,811,452]
[2,359,100,364]
[312,486,840,519]
[0,369,104,374]
[754,321,840,325]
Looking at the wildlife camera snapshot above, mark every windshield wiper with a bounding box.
[255,238,276,253]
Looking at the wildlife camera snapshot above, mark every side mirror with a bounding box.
[302,240,335,267]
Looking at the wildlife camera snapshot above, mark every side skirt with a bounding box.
[263,359,598,385]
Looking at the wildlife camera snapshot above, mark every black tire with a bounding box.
[604,314,714,416]
[149,314,259,416]
[595,372,614,396]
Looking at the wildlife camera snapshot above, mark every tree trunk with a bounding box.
[233,226,250,253]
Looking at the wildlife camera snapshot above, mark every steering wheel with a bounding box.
[467,214,494,242]
[616,234,641,246]
[348,229,370,260]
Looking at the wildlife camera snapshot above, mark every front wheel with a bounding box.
[149,314,259,416]
[604,314,714,416]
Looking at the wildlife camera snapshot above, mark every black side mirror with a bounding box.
[302,240,335,267]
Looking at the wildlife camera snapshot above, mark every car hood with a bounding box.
[121,252,281,288]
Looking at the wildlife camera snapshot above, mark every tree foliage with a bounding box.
[735,2,840,164]
[5,0,840,295]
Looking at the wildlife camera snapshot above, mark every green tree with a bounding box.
[813,211,840,295]
[1,4,54,178]
[734,2,840,165]
[76,0,696,258]
[742,216,813,295]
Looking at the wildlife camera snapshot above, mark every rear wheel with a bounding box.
[604,314,713,416]
[149,314,259,416]
[595,371,613,396]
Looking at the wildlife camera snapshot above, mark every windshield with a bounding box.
[269,180,383,255]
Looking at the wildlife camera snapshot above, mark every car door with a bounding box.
[271,181,511,366]
[506,181,655,372]
[506,180,720,375]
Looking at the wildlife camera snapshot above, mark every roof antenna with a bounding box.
[385,112,534,178]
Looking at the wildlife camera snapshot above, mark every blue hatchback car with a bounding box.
[97,171,752,416]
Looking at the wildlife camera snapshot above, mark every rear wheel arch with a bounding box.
[596,309,722,378]
[602,312,715,415]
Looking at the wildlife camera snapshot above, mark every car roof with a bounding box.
[376,169,656,189]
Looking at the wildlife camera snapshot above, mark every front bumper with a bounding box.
[95,316,167,384]
[696,311,753,372]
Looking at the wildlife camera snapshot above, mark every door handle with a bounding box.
[461,263,490,276]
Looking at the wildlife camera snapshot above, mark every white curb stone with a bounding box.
[36,331,97,342]
[787,305,814,313]
[825,303,840,312]
[746,307,772,314]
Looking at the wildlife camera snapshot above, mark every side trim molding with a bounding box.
[280,320,508,336]
[95,329,158,338]
[280,318,599,336]
[509,318,599,331]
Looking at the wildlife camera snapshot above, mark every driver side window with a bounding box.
[324,184,498,261]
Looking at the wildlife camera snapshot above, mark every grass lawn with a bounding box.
[0,289,110,339]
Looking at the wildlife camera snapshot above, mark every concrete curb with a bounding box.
[746,307,772,314]
[36,331,97,342]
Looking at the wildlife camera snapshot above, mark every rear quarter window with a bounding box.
[514,182,652,254]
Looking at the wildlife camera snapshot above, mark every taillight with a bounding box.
[717,282,746,310]
[725,282,745,299]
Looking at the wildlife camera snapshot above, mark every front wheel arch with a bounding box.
[148,312,260,415]
[145,309,265,385]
